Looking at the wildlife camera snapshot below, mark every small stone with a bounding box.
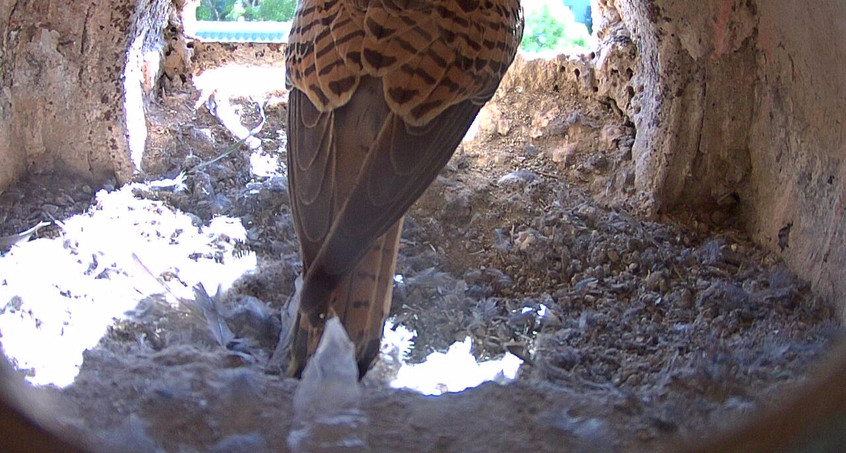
[677,288,694,309]
[587,153,609,172]
[515,229,537,251]
[524,144,541,157]
[607,249,620,263]
[601,124,626,149]
[497,117,512,136]
[497,170,538,187]
[552,142,578,165]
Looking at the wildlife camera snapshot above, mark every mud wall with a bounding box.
[0,0,137,190]
[748,2,846,319]
[0,0,185,192]
[609,0,846,319]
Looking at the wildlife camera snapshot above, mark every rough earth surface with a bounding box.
[0,43,842,453]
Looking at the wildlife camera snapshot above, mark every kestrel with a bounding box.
[283,0,523,378]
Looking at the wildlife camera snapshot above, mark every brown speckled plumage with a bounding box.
[284,0,523,377]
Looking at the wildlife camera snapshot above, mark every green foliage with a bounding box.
[520,0,593,54]
[197,0,235,21]
[197,0,297,22]
[226,1,247,20]
[251,0,297,21]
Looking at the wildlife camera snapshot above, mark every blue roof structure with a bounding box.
[192,21,291,43]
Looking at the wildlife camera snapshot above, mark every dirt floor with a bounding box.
[0,52,842,452]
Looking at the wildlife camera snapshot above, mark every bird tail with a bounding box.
[288,219,403,378]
